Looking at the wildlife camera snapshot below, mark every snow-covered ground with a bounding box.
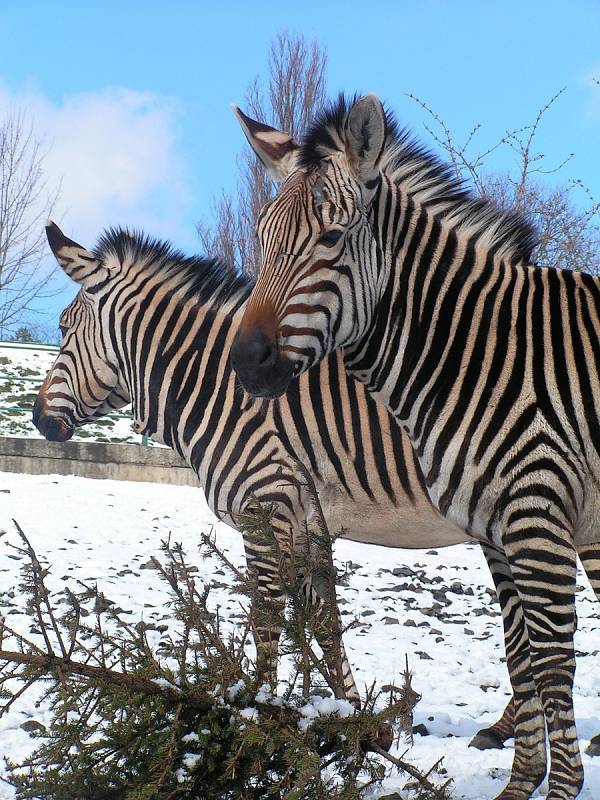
[1,472,599,798]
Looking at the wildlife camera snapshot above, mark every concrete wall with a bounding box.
[0,437,198,487]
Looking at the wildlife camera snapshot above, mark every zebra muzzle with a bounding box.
[230,329,296,399]
[34,412,74,442]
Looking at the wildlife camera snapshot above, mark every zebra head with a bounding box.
[33,223,129,441]
[230,95,387,398]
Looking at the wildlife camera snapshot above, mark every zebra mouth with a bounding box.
[243,375,292,399]
[238,364,295,399]
[36,414,74,442]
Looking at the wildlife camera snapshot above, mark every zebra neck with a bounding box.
[346,194,513,443]
[122,290,246,459]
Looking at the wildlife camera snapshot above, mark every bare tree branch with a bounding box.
[406,89,600,273]
[197,32,327,274]
[0,108,61,336]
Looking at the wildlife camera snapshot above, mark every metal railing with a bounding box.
[0,341,60,353]
[0,341,149,446]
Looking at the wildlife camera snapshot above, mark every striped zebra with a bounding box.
[34,222,464,704]
[230,96,600,799]
[34,221,546,753]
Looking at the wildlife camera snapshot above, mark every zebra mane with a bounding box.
[92,228,252,306]
[300,94,538,264]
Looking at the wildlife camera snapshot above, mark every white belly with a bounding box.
[319,486,469,549]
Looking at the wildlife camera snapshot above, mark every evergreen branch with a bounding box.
[1,509,435,797]
[368,743,452,799]
[0,649,192,706]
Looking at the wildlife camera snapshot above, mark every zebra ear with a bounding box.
[345,94,387,183]
[232,104,299,183]
[46,222,109,290]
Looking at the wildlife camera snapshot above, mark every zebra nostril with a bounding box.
[256,339,275,367]
[245,331,277,369]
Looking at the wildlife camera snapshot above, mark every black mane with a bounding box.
[93,228,253,305]
[299,94,537,264]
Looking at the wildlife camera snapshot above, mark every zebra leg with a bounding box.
[500,514,582,800]
[480,543,600,758]
[577,544,600,757]
[299,572,360,703]
[299,572,395,752]
[242,530,286,687]
[293,488,360,704]
[482,543,547,800]
[469,539,526,752]
[471,544,584,758]
[469,697,514,750]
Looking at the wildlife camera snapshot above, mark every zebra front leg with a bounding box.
[473,541,600,757]
[499,509,582,800]
[299,571,394,752]
[482,543,547,800]
[299,571,360,704]
[577,544,600,757]
[242,532,286,687]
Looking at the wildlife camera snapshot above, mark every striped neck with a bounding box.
[344,182,524,440]
[109,265,249,457]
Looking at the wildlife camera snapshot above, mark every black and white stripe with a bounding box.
[232,95,600,798]
[35,222,472,709]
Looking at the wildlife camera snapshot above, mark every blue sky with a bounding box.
[1,0,599,333]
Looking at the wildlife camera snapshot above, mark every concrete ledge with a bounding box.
[0,437,198,486]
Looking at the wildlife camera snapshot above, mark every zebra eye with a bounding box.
[318,229,343,247]
[313,176,326,206]
[58,324,68,337]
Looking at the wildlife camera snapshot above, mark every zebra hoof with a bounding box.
[376,721,393,751]
[469,728,506,751]
[586,733,600,756]
[361,722,393,753]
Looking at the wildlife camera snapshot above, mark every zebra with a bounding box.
[229,95,600,799]
[33,221,549,754]
[34,222,463,704]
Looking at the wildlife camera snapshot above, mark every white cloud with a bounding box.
[0,83,193,249]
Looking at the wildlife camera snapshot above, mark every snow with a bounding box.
[255,683,283,706]
[239,707,260,722]
[1,471,600,798]
[182,752,202,769]
[255,683,274,701]
[152,677,181,692]
[227,679,247,701]
[298,696,356,732]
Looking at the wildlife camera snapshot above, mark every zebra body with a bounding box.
[34,222,468,706]
[230,96,600,798]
